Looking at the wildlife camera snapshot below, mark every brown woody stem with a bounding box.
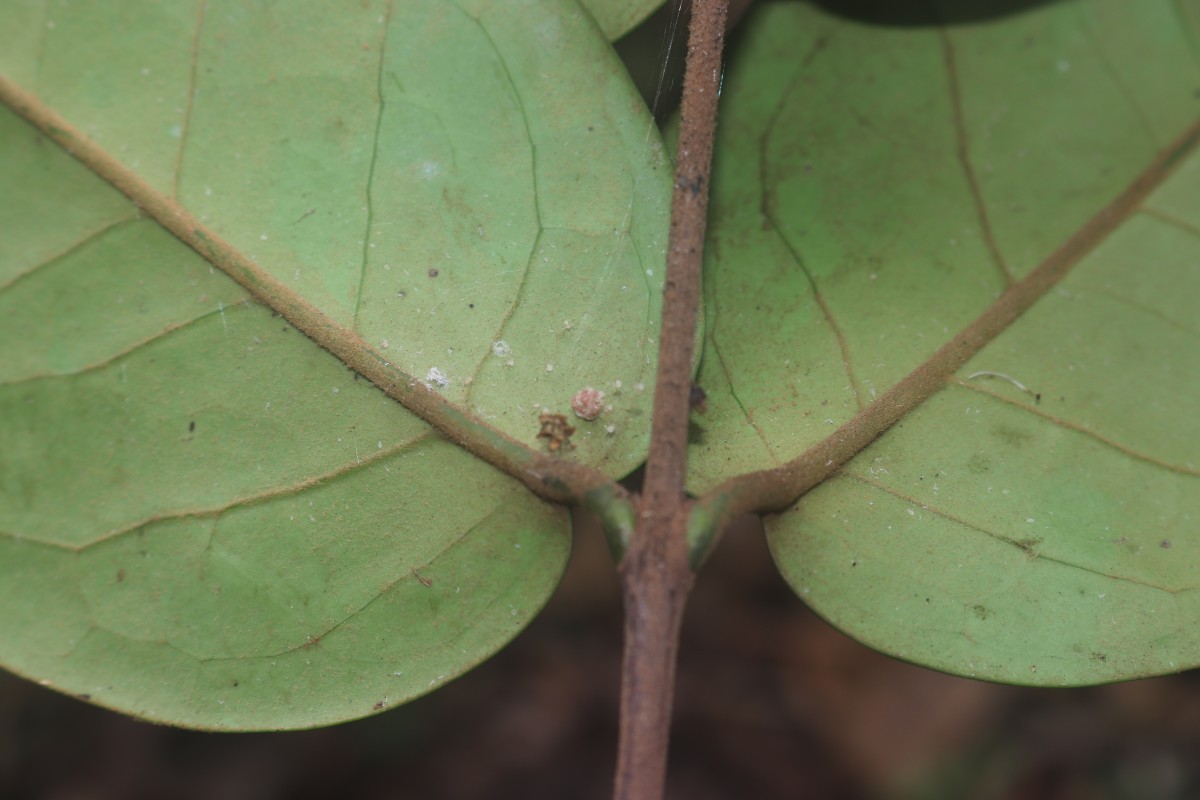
[613,1,728,798]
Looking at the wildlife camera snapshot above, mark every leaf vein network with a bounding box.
[352,0,394,329]
[844,471,1183,595]
[1074,282,1200,340]
[1170,0,1200,68]
[0,298,253,387]
[1076,5,1161,149]
[0,214,136,295]
[171,0,208,200]
[194,500,504,664]
[457,7,543,401]
[756,56,863,408]
[937,27,1013,285]
[950,380,1200,477]
[1141,205,1200,242]
[705,328,775,462]
[0,430,437,553]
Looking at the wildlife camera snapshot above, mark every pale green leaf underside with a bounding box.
[769,164,1200,684]
[0,0,671,470]
[0,105,570,729]
[695,1,1200,684]
[689,0,1200,491]
[580,0,664,41]
[0,0,672,728]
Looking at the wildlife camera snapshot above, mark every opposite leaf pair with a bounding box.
[1,0,1198,733]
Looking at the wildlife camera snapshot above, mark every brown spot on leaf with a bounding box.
[993,425,1033,448]
[537,413,576,452]
[1014,537,1043,557]
[967,453,991,474]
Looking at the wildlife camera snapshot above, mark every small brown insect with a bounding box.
[537,412,576,451]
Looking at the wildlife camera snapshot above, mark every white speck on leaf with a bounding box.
[967,370,1034,396]
[491,340,510,357]
[424,367,448,389]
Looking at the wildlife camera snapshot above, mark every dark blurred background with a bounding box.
[3,515,1199,799]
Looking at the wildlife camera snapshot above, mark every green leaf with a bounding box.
[580,0,665,41]
[768,160,1200,684]
[0,0,667,728]
[1,0,670,472]
[693,1,1200,683]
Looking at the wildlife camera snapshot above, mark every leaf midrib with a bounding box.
[0,74,615,507]
[698,116,1200,527]
[4,75,1198,531]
